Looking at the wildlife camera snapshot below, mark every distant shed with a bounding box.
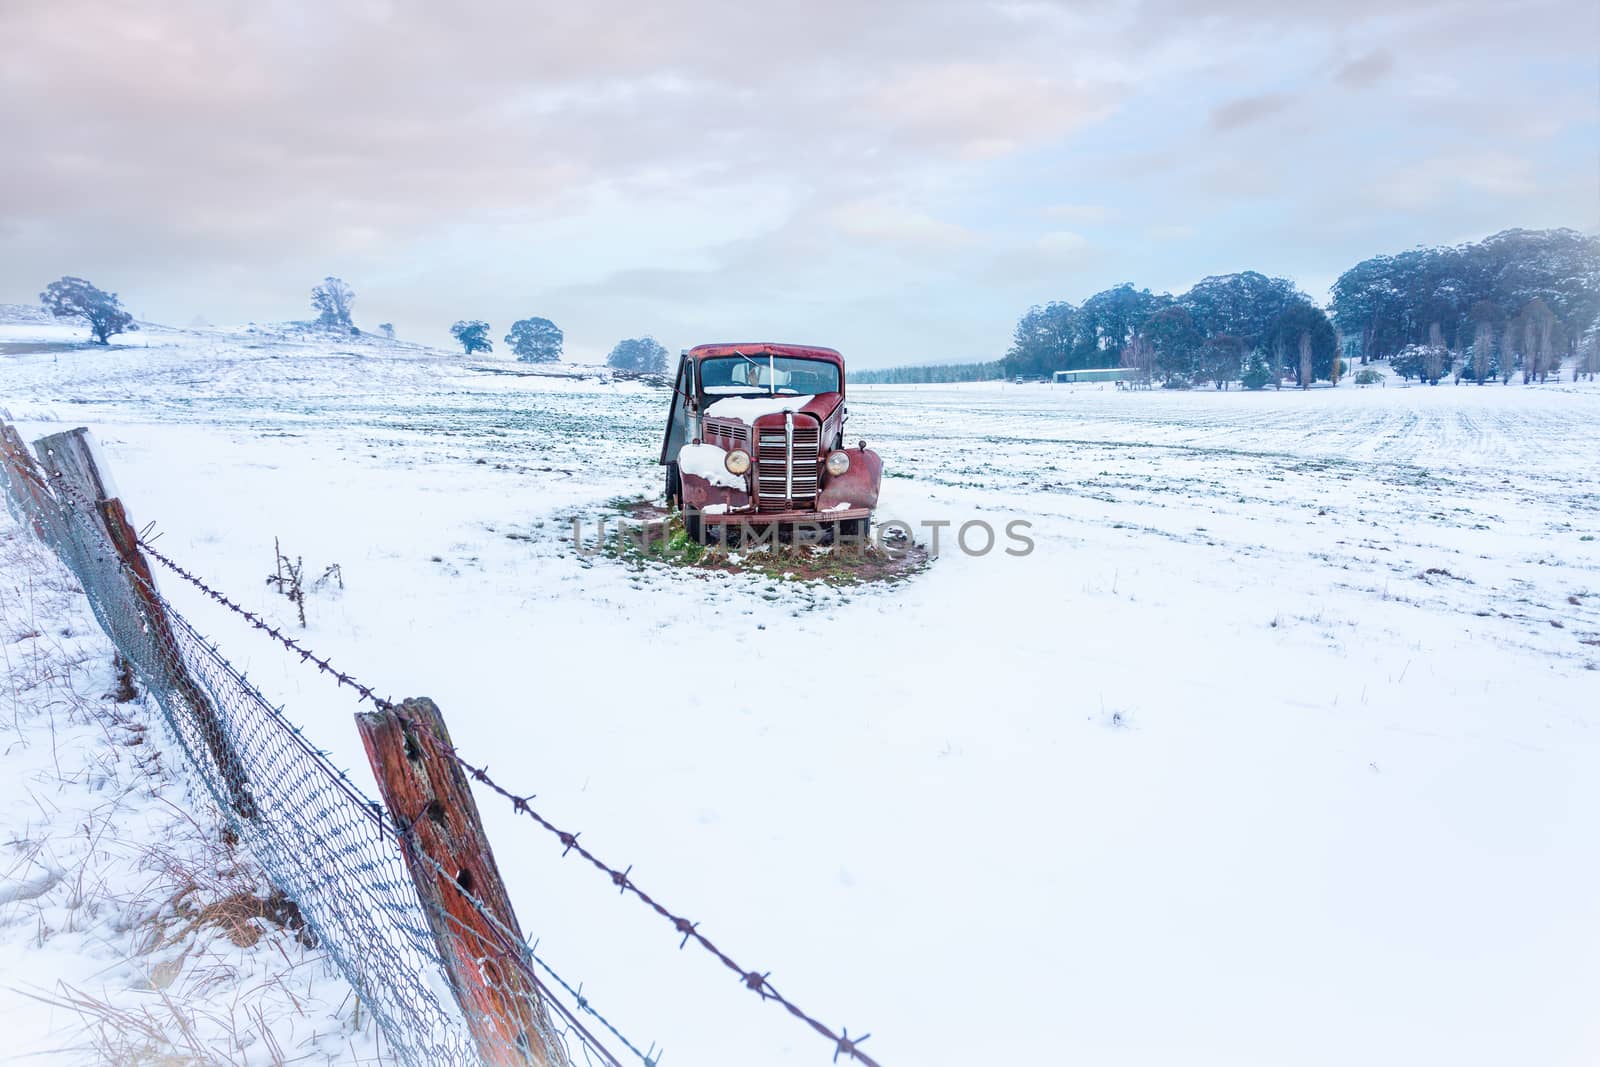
[1052,367,1135,383]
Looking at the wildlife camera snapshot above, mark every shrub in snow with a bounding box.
[1391,342,1456,384]
[1241,350,1273,390]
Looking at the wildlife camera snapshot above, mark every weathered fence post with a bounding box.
[0,422,57,536]
[31,427,257,820]
[356,697,566,1067]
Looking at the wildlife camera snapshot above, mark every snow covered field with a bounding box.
[4,320,1599,1066]
[0,503,383,1062]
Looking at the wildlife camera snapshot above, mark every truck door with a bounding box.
[659,353,694,465]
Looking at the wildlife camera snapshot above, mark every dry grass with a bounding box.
[0,520,387,1065]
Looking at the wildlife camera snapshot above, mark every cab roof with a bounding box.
[685,342,844,365]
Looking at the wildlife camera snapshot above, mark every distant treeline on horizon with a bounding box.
[855,228,1600,387]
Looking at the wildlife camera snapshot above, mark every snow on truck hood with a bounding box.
[704,394,817,422]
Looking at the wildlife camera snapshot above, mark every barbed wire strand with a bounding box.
[7,463,637,1067]
[131,527,883,1067]
[405,841,661,1067]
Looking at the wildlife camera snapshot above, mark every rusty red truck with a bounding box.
[661,343,883,542]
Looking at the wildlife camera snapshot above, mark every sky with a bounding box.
[2,0,1597,366]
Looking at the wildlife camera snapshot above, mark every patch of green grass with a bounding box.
[577,495,930,588]
[603,493,653,513]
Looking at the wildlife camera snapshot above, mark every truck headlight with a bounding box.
[826,450,851,476]
[725,449,751,475]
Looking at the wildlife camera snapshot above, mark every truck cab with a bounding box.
[661,343,883,541]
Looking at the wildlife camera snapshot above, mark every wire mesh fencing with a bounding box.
[3,422,884,1067]
[0,429,621,1067]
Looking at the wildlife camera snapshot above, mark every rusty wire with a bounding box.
[413,723,883,1067]
[4,461,634,1067]
[132,529,884,1067]
[133,535,399,712]
[403,839,660,1067]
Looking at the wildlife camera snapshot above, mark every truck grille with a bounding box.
[702,419,748,446]
[756,423,820,511]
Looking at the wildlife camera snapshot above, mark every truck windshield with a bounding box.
[700,356,840,396]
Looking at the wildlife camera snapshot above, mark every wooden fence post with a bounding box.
[31,427,257,820]
[356,697,565,1067]
[0,422,58,536]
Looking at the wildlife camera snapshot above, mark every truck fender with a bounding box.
[817,447,883,512]
[680,472,751,513]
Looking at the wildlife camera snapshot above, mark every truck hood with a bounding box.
[704,392,840,424]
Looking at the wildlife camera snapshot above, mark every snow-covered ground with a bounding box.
[0,506,384,1062]
[3,318,1598,1066]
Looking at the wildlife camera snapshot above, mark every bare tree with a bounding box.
[1579,325,1600,381]
[1298,330,1313,388]
[1522,313,1537,383]
[1472,319,1494,385]
[1119,332,1153,387]
[1520,298,1557,383]
[1500,321,1517,383]
[1423,322,1445,385]
[1536,311,1558,383]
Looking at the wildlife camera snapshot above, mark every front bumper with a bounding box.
[696,506,870,526]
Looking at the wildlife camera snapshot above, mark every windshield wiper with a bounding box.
[731,348,776,396]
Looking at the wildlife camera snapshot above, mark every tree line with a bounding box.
[1005,274,1339,388]
[32,272,673,373]
[989,228,1599,388]
[853,360,1006,385]
[34,227,1597,385]
[1332,229,1599,384]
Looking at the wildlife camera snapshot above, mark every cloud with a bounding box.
[1370,153,1538,210]
[865,63,1114,159]
[1044,203,1116,224]
[1334,49,1394,88]
[1209,92,1293,132]
[0,0,1591,363]
[1034,231,1091,255]
[828,200,977,250]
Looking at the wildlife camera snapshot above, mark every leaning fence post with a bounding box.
[31,427,257,820]
[357,697,566,1067]
[0,422,57,537]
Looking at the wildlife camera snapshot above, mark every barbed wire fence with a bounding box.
[0,423,621,1067]
[131,533,882,1067]
[0,420,883,1067]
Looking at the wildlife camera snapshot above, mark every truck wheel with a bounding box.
[665,462,682,510]
[838,516,872,541]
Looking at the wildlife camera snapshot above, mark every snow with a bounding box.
[0,516,382,1063]
[705,394,817,422]
[3,320,1599,1066]
[676,441,748,489]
